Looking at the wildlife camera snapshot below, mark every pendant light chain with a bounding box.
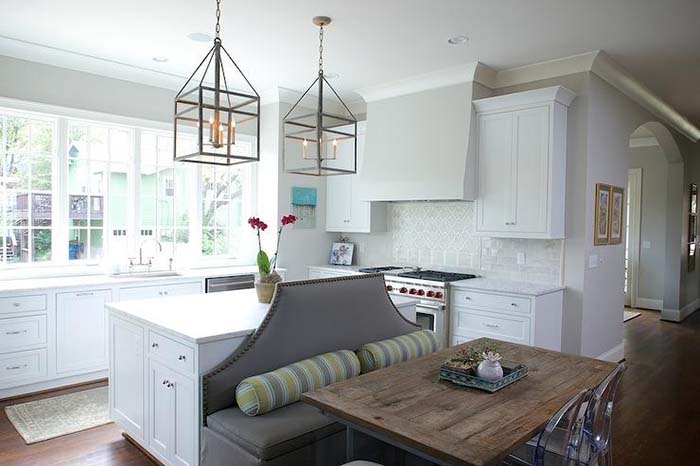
[215,0,222,39]
[318,25,324,74]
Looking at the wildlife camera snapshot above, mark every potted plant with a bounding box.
[249,214,297,303]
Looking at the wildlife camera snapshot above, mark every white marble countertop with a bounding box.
[0,265,263,294]
[307,264,366,273]
[450,277,565,296]
[107,288,417,344]
[107,288,268,344]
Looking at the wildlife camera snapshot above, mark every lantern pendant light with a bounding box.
[283,16,358,176]
[174,0,260,166]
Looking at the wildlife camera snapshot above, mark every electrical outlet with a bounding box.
[642,241,651,249]
[589,254,600,268]
[516,252,526,265]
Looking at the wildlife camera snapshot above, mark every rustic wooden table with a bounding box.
[302,338,617,466]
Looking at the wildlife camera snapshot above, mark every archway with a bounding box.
[625,121,683,320]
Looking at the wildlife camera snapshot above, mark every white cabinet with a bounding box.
[449,287,563,350]
[56,289,112,374]
[326,122,386,233]
[473,86,575,239]
[120,281,202,301]
[110,316,145,442]
[147,356,196,466]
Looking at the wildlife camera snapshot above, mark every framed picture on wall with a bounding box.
[594,183,611,246]
[609,186,625,244]
[689,183,698,272]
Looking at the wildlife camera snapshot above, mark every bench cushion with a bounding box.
[356,329,439,373]
[236,350,360,416]
[206,401,344,460]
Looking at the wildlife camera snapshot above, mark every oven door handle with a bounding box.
[416,303,445,312]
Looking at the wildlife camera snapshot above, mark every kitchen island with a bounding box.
[106,287,417,466]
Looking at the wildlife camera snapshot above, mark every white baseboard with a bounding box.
[0,370,107,400]
[635,298,663,311]
[597,342,625,363]
[661,298,700,322]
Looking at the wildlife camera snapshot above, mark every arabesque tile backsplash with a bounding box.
[347,201,563,285]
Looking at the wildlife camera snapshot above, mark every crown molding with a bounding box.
[473,85,576,112]
[491,51,598,89]
[355,62,485,102]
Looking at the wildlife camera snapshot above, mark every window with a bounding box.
[0,112,55,264]
[67,121,131,262]
[200,139,255,258]
[0,102,257,269]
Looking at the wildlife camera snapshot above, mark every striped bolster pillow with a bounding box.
[356,330,440,374]
[235,350,361,416]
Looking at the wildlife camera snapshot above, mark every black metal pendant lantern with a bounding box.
[283,16,357,176]
[174,0,260,166]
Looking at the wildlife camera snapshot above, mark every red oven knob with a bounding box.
[426,290,435,298]
[409,288,417,295]
[434,291,443,299]
[417,289,425,296]
[399,287,408,294]
[386,285,393,292]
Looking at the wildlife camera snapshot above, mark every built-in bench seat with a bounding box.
[201,274,421,466]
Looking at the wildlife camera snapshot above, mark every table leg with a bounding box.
[346,426,355,461]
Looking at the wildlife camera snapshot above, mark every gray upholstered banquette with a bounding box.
[201,274,419,466]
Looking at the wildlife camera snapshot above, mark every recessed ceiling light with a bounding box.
[187,32,213,43]
[325,72,340,80]
[152,56,169,63]
[447,35,469,46]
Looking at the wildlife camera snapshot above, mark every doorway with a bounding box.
[624,168,642,308]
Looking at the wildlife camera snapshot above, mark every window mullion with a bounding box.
[131,129,141,261]
[55,118,68,263]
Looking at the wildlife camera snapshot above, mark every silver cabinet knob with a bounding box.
[178,355,186,361]
[152,342,159,348]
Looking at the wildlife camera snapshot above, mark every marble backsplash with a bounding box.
[345,201,563,285]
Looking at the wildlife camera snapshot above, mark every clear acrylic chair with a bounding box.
[503,389,591,466]
[577,363,626,466]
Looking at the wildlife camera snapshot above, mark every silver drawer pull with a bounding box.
[75,292,95,297]
[162,379,169,385]
[464,296,471,301]
[178,355,186,361]
[12,302,21,307]
[152,342,159,348]
[167,382,174,389]
[163,291,168,295]
[483,323,500,329]
[510,303,518,307]
[6,330,28,335]
[6,364,28,370]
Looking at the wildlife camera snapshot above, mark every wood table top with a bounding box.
[302,338,617,466]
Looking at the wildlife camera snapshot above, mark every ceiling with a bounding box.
[1,0,699,124]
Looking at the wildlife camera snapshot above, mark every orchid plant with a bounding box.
[249,214,297,282]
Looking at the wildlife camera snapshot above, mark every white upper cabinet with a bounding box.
[326,121,386,233]
[474,86,575,239]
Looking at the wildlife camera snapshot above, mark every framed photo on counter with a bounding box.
[330,242,354,266]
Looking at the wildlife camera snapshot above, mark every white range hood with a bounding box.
[355,65,489,201]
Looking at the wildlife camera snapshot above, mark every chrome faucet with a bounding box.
[139,238,163,271]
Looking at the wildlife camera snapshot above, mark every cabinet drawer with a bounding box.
[0,295,47,315]
[0,315,47,352]
[148,331,194,375]
[451,289,531,314]
[0,349,47,386]
[452,308,531,345]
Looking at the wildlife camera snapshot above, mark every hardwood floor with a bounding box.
[0,309,696,465]
[0,381,152,466]
[613,308,700,465]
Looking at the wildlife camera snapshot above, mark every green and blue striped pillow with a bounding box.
[235,350,361,416]
[356,330,440,373]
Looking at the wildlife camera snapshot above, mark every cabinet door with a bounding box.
[476,112,514,232]
[148,360,172,463]
[512,107,549,233]
[160,282,202,298]
[56,289,112,374]
[110,317,145,441]
[170,371,196,466]
[348,128,372,232]
[326,174,353,231]
[120,285,159,301]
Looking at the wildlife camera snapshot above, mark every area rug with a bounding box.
[5,387,110,444]
[624,311,642,322]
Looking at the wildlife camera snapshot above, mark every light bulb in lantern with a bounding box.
[332,138,338,158]
[218,124,224,147]
[208,116,214,143]
[302,138,308,159]
[230,119,236,145]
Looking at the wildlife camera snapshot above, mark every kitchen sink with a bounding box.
[110,271,182,279]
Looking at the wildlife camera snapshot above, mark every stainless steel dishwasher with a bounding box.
[205,274,255,293]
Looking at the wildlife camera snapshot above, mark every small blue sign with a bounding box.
[291,187,317,206]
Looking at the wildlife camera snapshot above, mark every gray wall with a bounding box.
[628,146,668,304]
[0,55,174,122]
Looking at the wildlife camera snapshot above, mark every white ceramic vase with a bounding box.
[477,359,504,382]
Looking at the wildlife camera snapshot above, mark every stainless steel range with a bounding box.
[358,266,477,347]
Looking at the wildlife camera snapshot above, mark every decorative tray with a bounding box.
[439,360,528,393]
